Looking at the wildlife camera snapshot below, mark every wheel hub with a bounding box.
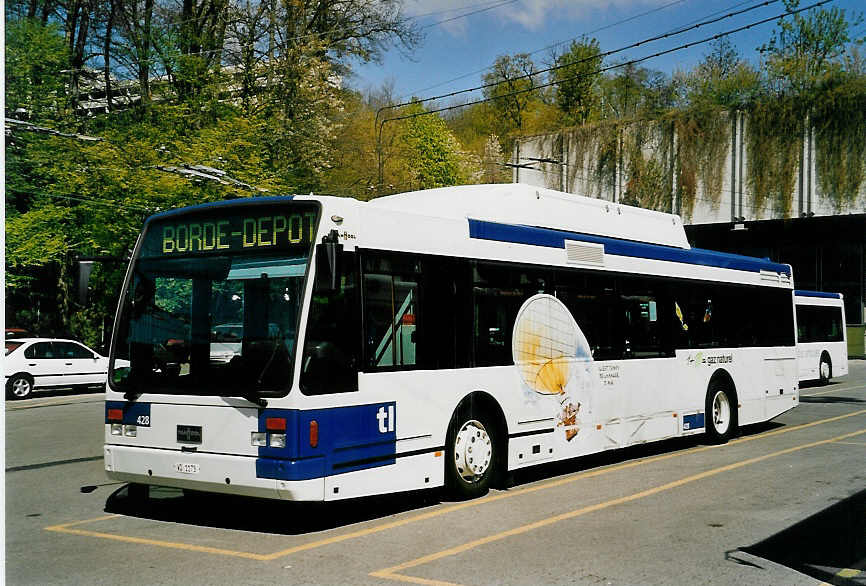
[12,378,31,398]
[453,420,492,483]
[820,360,830,380]
[712,390,730,435]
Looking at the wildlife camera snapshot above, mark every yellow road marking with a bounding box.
[837,568,861,578]
[371,428,866,584]
[47,526,271,560]
[801,383,865,397]
[46,514,270,560]
[44,409,866,562]
[45,514,119,529]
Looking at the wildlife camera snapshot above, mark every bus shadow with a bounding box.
[102,422,787,535]
[104,484,443,535]
[507,421,783,488]
[799,395,865,404]
[799,377,852,391]
[798,380,828,390]
[738,488,866,585]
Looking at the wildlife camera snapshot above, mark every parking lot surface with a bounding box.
[6,362,866,585]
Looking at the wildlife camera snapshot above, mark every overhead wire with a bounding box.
[156,0,518,33]
[378,0,831,129]
[379,0,781,117]
[48,0,525,78]
[418,0,521,30]
[399,0,692,99]
[401,0,791,100]
[7,188,156,212]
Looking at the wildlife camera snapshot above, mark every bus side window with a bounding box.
[362,253,421,371]
[796,303,840,344]
[300,252,360,394]
[418,256,469,370]
[554,270,623,361]
[618,277,674,359]
[676,286,717,349]
[472,262,550,367]
[756,287,794,347]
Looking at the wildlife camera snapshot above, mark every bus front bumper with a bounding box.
[104,444,325,501]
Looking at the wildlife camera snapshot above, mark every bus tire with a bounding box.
[819,353,832,385]
[705,378,736,444]
[445,405,497,500]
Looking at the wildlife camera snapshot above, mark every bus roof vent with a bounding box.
[779,273,791,285]
[565,240,605,267]
[760,270,780,283]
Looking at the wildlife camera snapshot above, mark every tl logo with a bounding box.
[376,405,395,433]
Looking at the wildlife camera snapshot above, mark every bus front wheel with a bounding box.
[705,380,737,444]
[445,407,497,500]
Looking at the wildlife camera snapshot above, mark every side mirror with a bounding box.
[314,231,343,292]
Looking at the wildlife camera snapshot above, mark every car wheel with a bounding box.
[6,374,34,400]
[705,379,737,444]
[445,406,497,500]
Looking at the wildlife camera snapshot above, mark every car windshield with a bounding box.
[5,341,24,356]
[110,202,319,397]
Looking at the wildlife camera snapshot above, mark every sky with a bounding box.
[350,0,865,104]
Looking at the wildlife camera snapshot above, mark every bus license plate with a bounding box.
[175,462,199,474]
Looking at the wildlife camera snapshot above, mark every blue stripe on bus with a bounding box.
[794,290,841,299]
[145,195,296,223]
[467,219,792,276]
[105,401,151,426]
[256,402,397,481]
[683,413,705,431]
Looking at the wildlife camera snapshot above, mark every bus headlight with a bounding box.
[123,425,137,437]
[251,432,267,447]
[110,424,122,435]
[269,433,286,448]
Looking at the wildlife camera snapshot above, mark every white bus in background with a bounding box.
[105,184,798,503]
[794,290,848,384]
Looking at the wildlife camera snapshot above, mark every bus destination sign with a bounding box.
[143,204,320,257]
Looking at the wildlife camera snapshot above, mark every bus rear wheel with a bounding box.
[819,353,832,385]
[705,380,737,444]
[445,407,497,500]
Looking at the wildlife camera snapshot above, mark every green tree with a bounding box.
[760,0,863,96]
[599,63,657,119]
[399,104,466,191]
[550,37,602,125]
[482,53,540,141]
[685,37,761,108]
[5,19,70,122]
[319,90,383,198]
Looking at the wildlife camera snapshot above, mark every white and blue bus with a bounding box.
[794,290,848,385]
[105,184,798,501]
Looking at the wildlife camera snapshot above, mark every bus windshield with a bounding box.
[110,201,319,397]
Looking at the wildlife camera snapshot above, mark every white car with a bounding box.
[4,338,122,399]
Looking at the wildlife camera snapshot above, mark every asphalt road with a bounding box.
[6,362,866,585]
